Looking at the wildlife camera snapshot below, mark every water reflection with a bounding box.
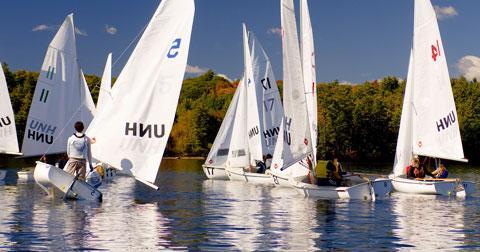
[0,160,478,250]
[392,194,468,250]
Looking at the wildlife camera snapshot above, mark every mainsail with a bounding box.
[272,0,312,170]
[22,14,95,157]
[0,63,19,154]
[86,0,195,188]
[410,0,465,162]
[300,0,317,163]
[204,83,241,168]
[248,29,284,157]
[96,53,112,111]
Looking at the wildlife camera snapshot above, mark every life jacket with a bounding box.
[405,165,412,177]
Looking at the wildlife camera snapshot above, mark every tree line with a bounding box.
[4,64,480,164]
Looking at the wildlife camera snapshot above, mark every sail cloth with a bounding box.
[227,79,250,168]
[248,29,284,157]
[272,0,313,170]
[243,24,263,165]
[0,63,20,154]
[86,0,195,189]
[96,53,112,112]
[21,14,95,157]
[411,0,465,162]
[300,0,317,163]
[204,83,241,168]
[393,51,414,177]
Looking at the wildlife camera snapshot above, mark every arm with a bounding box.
[66,138,71,158]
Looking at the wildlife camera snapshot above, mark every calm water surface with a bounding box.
[0,159,479,250]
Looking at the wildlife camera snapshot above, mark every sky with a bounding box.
[0,0,480,84]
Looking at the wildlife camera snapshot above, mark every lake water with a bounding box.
[0,159,479,250]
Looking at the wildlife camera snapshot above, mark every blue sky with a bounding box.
[0,0,479,84]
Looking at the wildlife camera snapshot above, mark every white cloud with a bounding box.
[32,24,55,32]
[457,55,480,81]
[186,65,208,74]
[105,25,117,35]
[267,27,282,37]
[339,80,354,85]
[75,27,87,36]
[216,73,232,82]
[434,5,458,20]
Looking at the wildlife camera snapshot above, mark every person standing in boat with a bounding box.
[65,121,96,180]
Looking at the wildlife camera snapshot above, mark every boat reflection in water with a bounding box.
[392,194,467,250]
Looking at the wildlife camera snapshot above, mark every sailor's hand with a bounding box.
[91,137,96,144]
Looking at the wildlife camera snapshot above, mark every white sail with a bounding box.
[227,79,249,168]
[411,0,465,162]
[243,24,263,165]
[21,14,95,157]
[393,51,414,176]
[0,63,19,154]
[204,84,241,168]
[272,0,313,170]
[86,0,195,188]
[96,53,112,111]
[248,29,284,157]
[300,0,317,163]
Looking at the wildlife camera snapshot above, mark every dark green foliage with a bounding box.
[4,64,480,163]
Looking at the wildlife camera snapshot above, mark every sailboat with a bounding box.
[225,24,284,183]
[30,14,100,201]
[268,0,315,187]
[389,0,475,197]
[96,53,113,111]
[276,0,392,199]
[203,82,241,180]
[85,0,195,189]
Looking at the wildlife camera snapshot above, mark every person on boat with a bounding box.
[326,152,343,186]
[65,121,96,181]
[256,157,267,174]
[265,154,273,169]
[405,157,420,178]
[431,163,448,179]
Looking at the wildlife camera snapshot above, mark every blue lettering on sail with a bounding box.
[436,111,456,132]
[167,38,181,58]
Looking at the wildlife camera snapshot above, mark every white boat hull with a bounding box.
[390,175,456,196]
[34,161,102,201]
[226,166,273,184]
[371,178,393,199]
[202,165,229,180]
[17,171,34,183]
[293,180,373,200]
[456,181,475,198]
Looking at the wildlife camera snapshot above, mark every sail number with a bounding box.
[167,38,182,58]
[264,98,274,111]
[431,40,441,62]
[261,78,272,90]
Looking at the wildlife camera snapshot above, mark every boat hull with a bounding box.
[456,181,475,197]
[0,170,6,180]
[34,161,102,201]
[17,171,34,183]
[226,166,272,184]
[390,175,456,196]
[202,165,229,180]
[293,180,373,200]
[371,178,393,199]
